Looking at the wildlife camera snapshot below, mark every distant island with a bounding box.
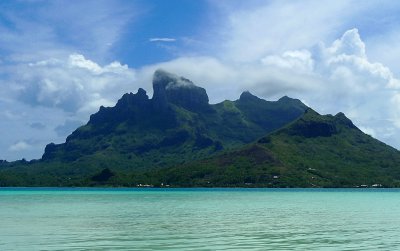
[1,70,400,187]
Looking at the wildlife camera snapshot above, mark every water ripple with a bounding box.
[1,188,400,250]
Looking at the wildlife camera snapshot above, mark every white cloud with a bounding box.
[328,29,366,57]
[149,38,177,42]
[135,54,320,104]
[366,30,400,77]
[262,50,314,73]
[13,54,136,114]
[9,141,30,152]
[68,54,104,74]
[136,56,237,100]
[211,1,362,63]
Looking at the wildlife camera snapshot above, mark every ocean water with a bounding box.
[1,188,400,250]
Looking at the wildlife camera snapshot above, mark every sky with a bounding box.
[2,0,400,160]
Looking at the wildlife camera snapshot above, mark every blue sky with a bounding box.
[2,0,400,160]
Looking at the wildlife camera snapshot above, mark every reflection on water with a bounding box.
[1,188,400,250]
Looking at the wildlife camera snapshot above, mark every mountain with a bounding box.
[0,70,308,186]
[150,109,400,187]
[40,70,307,169]
[2,70,399,187]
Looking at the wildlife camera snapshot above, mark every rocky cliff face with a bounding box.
[87,70,212,127]
[239,91,260,102]
[88,70,211,127]
[153,69,209,112]
[88,88,151,126]
[116,88,149,109]
[274,109,361,138]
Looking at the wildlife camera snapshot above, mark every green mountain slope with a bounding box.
[149,109,400,187]
[40,70,307,169]
[0,70,307,186]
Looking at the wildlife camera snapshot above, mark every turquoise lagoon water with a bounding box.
[1,188,400,250]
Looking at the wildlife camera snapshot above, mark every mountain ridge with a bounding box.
[38,69,307,169]
[1,70,399,187]
[148,108,400,188]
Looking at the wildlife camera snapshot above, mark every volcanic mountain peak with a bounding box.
[153,69,195,89]
[152,69,209,111]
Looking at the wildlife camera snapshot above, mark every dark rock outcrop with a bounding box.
[115,88,149,109]
[89,88,150,125]
[290,120,338,138]
[335,112,358,129]
[239,91,260,102]
[152,69,209,112]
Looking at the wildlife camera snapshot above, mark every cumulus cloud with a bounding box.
[262,50,314,73]
[15,54,136,114]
